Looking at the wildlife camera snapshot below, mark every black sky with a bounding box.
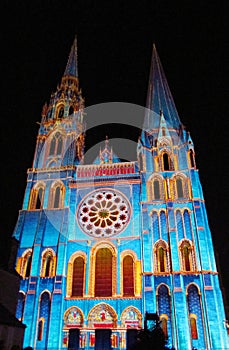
[1,1,228,309]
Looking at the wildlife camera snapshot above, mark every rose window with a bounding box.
[78,189,131,237]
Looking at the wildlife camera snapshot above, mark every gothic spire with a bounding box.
[145,44,182,131]
[64,36,78,78]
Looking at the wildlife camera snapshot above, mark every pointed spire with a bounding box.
[145,44,182,131]
[64,36,78,78]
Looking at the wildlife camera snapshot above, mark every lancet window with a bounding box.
[154,241,170,273]
[179,240,195,272]
[17,249,33,278]
[37,292,51,344]
[122,255,134,296]
[157,285,172,342]
[172,174,190,200]
[48,181,65,209]
[49,132,63,156]
[16,292,25,321]
[41,250,56,277]
[147,176,165,201]
[95,248,113,297]
[29,184,45,210]
[188,149,195,168]
[72,256,85,297]
[187,284,205,346]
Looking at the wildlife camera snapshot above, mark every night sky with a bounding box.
[1,1,228,309]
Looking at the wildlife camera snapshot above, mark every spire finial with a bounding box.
[64,36,78,78]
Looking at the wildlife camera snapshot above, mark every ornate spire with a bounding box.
[145,44,182,131]
[64,36,78,78]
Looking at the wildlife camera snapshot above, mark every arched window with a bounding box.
[49,182,65,209]
[49,132,63,157]
[152,211,160,242]
[157,285,172,344]
[72,257,85,297]
[53,186,61,208]
[41,250,55,277]
[180,241,195,272]
[95,248,112,297]
[37,292,51,346]
[153,179,160,199]
[189,149,195,168]
[187,285,205,347]
[123,255,134,296]
[184,210,192,240]
[29,185,45,210]
[155,241,169,273]
[49,137,56,156]
[58,106,64,119]
[162,153,170,171]
[176,178,184,198]
[19,250,33,278]
[25,253,32,277]
[158,247,166,272]
[176,210,185,240]
[183,245,191,271]
[16,292,25,321]
[160,211,168,241]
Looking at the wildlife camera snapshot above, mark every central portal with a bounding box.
[95,329,112,350]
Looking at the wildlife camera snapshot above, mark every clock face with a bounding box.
[77,189,131,238]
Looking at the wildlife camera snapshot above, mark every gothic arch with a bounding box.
[29,182,46,210]
[88,303,117,328]
[48,180,65,209]
[89,241,117,297]
[56,103,65,119]
[66,251,86,297]
[17,248,33,277]
[36,290,51,345]
[64,306,84,328]
[154,240,170,273]
[186,284,206,346]
[159,149,174,171]
[156,284,172,341]
[179,239,196,272]
[147,174,165,201]
[45,128,66,166]
[172,173,190,200]
[120,250,137,297]
[121,306,142,328]
[40,248,56,277]
[16,291,26,321]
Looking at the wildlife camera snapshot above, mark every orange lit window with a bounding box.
[158,247,166,272]
[72,257,85,297]
[161,317,168,338]
[95,248,112,297]
[190,317,198,339]
[123,255,134,296]
[37,319,44,340]
[183,245,191,271]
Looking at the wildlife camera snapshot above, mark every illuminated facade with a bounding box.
[13,38,228,349]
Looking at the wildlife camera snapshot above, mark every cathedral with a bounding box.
[13,38,228,349]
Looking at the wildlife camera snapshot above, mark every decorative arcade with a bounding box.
[13,38,228,349]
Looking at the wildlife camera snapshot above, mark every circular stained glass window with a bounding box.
[78,189,131,237]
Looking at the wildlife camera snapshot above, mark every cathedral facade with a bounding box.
[13,38,228,349]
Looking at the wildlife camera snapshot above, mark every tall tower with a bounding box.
[13,40,228,350]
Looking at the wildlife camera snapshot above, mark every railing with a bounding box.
[77,162,136,178]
